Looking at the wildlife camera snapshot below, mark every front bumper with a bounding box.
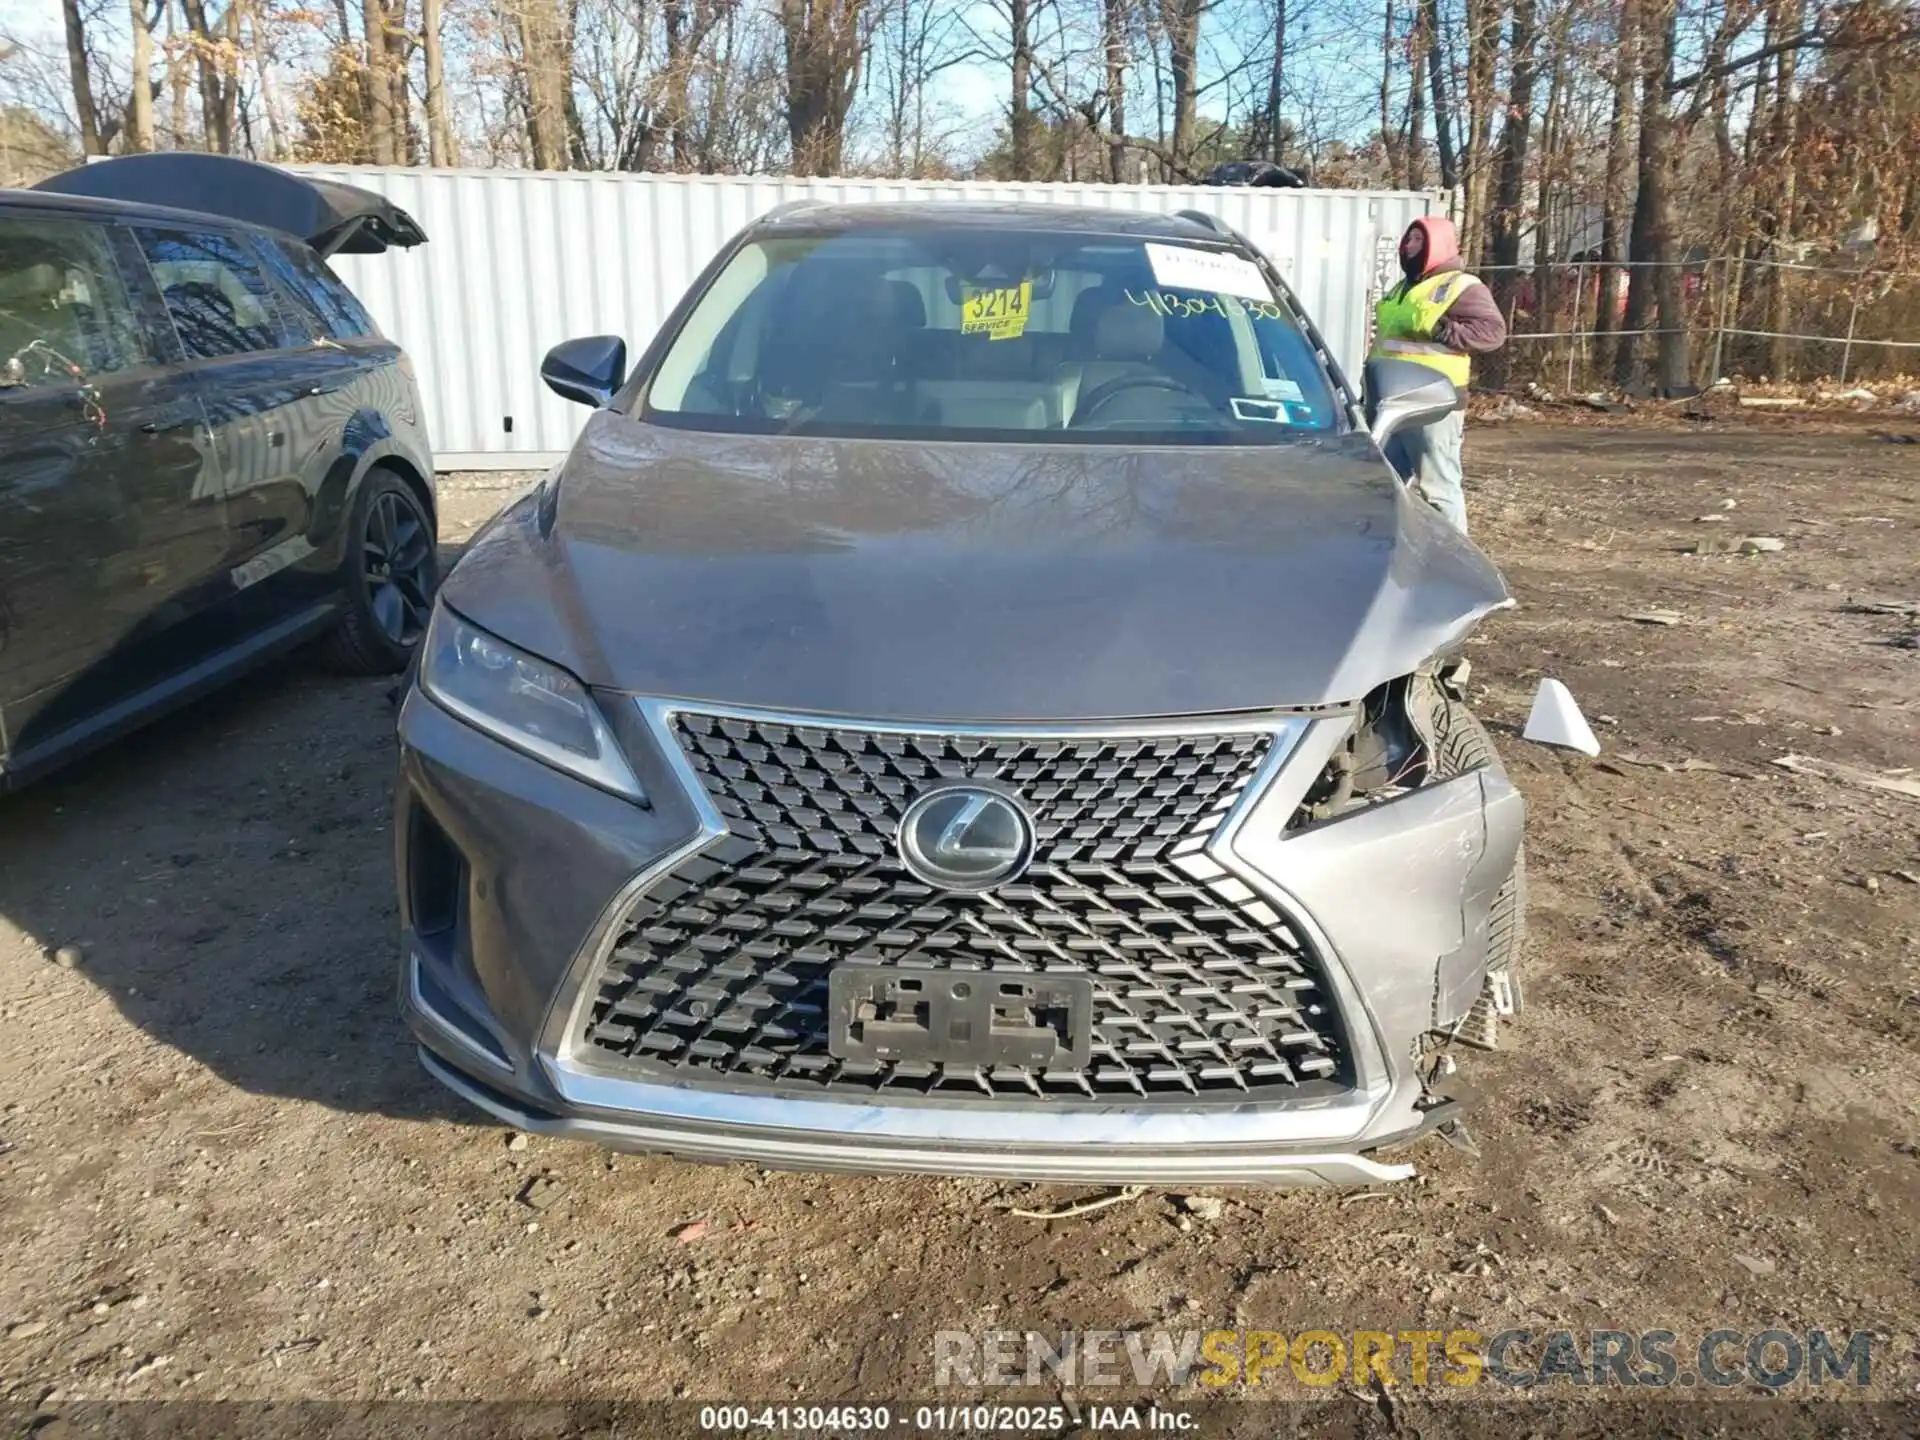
[395,687,1524,1186]
[416,1049,1418,1186]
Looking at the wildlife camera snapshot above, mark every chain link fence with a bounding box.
[1462,257,1920,395]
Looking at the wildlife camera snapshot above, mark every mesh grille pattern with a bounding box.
[582,713,1345,1100]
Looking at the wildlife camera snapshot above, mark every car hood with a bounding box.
[444,412,1512,722]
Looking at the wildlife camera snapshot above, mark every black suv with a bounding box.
[1,155,437,789]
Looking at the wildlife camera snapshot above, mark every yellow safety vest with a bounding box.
[1372,270,1479,387]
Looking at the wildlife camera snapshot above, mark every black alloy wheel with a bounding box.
[363,486,434,647]
[317,470,438,675]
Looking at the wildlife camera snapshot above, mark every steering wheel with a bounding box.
[1071,373,1202,426]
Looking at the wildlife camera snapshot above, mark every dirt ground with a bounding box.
[1,422,1916,1428]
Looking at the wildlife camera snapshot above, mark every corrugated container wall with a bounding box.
[295,167,1437,469]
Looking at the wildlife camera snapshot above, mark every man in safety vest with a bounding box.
[1371,215,1507,533]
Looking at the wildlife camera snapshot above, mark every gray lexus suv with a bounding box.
[395,202,1526,1186]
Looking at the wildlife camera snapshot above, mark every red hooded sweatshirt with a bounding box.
[1398,215,1508,357]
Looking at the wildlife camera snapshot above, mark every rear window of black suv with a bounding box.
[259,236,378,340]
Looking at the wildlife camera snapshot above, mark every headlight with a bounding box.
[420,608,644,801]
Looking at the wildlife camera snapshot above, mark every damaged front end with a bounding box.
[399,425,1526,1185]
[1244,665,1527,1159]
[396,667,1526,1186]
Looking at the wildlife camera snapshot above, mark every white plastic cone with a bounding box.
[1523,678,1601,757]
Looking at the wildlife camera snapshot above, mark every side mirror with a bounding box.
[1362,356,1462,449]
[541,335,627,407]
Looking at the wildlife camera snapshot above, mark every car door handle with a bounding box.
[139,402,200,435]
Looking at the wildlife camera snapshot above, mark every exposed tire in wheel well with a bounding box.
[372,456,436,530]
[316,468,439,676]
[1418,674,1527,1012]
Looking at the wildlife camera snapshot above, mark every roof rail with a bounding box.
[1175,208,1234,237]
[759,198,828,223]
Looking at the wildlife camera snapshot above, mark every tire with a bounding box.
[1480,848,1527,1014]
[317,469,438,676]
[1420,677,1528,1012]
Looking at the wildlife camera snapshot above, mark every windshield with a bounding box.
[640,228,1341,444]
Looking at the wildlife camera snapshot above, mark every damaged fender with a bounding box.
[1231,717,1527,1127]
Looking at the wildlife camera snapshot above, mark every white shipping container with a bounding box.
[296,167,1438,469]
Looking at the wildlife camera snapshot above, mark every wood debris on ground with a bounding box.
[1771,754,1920,801]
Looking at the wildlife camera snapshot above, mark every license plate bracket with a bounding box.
[827,965,1093,1069]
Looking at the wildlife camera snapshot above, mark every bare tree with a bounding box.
[659,0,733,167]
[1614,0,1686,391]
[1246,0,1285,164]
[568,0,656,168]
[1103,0,1129,177]
[1405,0,1427,187]
[361,0,394,160]
[61,0,106,154]
[960,0,1088,181]
[166,0,192,143]
[695,4,789,171]
[14,0,1920,329]
[177,0,242,151]
[1164,0,1205,168]
[423,0,454,163]
[245,0,287,157]
[129,0,157,150]
[1528,0,1574,337]
[1376,0,1395,180]
[514,0,577,168]
[1460,0,1500,256]
[1484,0,1538,281]
[868,0,966,175]
[1760,0,1804,375]
[1595,0,1638,342]
[779,0,864,173]
[1420,0,1453,187]
[1007,0,1037,177]
[985,0,1243,184]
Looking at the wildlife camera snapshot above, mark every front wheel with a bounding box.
[317,470,438,675]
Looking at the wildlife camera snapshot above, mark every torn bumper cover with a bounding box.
[34,154,426,255]
[395,689,1525,1187]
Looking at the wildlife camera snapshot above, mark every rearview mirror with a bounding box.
[1362,357,1462,449]
[541,335,627,407]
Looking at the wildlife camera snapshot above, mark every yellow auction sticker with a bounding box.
[962,281,1033,341]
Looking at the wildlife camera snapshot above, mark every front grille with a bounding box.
[580,712,1346,1101]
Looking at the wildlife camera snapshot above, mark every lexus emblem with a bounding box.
[897,784,1035,892]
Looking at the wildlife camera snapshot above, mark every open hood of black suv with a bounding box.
[34,155,426,255]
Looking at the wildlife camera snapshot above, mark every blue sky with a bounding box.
[915,0,1382,156]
